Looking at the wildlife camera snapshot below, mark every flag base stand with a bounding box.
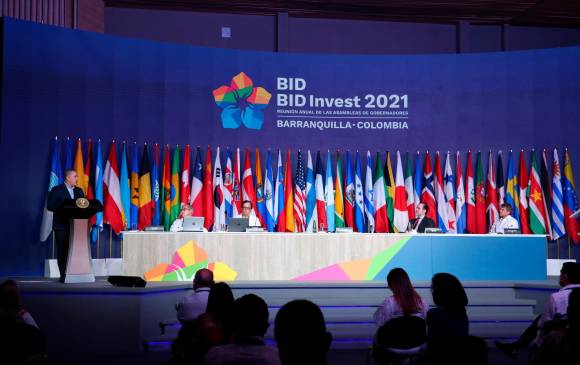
[106,258,123,275]
[44,259,60,278]
[92,259,108,277]
[547,259,576,276]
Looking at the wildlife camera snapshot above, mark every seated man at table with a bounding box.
[236,200,261,227]
[489,203,519,234]
[407,202,436,233]
[170,204,207,232]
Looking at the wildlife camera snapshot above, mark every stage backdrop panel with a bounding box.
[122,233,547,281]
[2,17,579,275]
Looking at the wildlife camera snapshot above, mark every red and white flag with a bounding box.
[232,148,242,217]
[393,151,409,232]
[486,151,499,230]
[465,150,476,233]
[421,151,437,224]
[242,149,257,214]
[181,145,191,206]
[103,141,124,235]
[293,150,307,232]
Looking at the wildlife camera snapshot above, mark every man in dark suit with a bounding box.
[407,202,436,233]
[47,170,85,281]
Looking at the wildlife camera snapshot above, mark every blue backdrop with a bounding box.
[2,18,579,276]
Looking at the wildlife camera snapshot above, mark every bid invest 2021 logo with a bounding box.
[212,72,272,130]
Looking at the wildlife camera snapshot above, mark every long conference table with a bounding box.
[122,232,547,282]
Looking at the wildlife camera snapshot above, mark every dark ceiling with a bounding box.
[105,0,580,27]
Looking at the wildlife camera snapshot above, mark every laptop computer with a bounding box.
[228,217,249,232]
[182,216,204,232]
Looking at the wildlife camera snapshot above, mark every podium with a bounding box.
[55,198,103,283]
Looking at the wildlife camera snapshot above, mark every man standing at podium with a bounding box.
[47,170,85,281]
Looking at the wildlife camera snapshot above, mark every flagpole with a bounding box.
[52,231,55,259]
[568,235,572,259]
[556,237,559,259]
[96,230,100,259]
[109,226,113,258]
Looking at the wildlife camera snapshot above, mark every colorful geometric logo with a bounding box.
[144,240,237,282]
[212,72,272,130]
[292,237,410,281]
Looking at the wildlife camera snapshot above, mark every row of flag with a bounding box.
[40,137,580,244]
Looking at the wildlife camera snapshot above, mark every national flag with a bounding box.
[119,143,130,230]
[455,151,466,234]
[442,152,457,233]
[325,150,336,232]
[404,152,415,220]
[213,147,225,231]
[413,151,422,210]
[466,151,476,233]
[223,148,234,223]
[161,145,171,231]
[421,151,437,224]
[202,146,214,230]
[433,152,449,232]
[264,150,276,232]
[374,152,389,233]
[505,150,520,225]
[170,146,181,227]
[541,149,554,239]
[562,149,580,243]
[551,149,565,240]
[364,151,375,232]
[74,138,88,194]
[305,150,317,232]
[497,152,505,206]
[232,148,243,217]
[91,140,104,242]
[394,151,409,232]
[181,145,191,206]
[242,149,258,216]
[284,149,295,232]
[518,150,532,234]
[315,151,327,231]
[275,150,285,230]
[334,152,345,228]
[354,151,365,232]
[64,137,73,171]
[344,151,355,228]
[84,139,94,201]
[191,147,204,217]
[485,151,499,230]
[294,150,307,232]
[529,150,548,234]
[255,148,266,228]
[130,143,139,230]
[103,141,124,235]
[475,151,486,234]
[385,152,396,231]
[151,144,161,226]
[40,137,63,242]
[138,144,153,231]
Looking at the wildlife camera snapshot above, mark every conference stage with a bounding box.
[122,233,548,282]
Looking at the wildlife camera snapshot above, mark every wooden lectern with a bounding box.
[55,198,103,283]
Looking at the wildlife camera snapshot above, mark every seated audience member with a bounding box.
[176,269,214,323]
[373,268,429,352]
[168,283,235,365]
[235,200,261,227]
[407,202,436,233]
[496,262,580,359]
[204,294,280,365]
[275,300,332,365]
[0,280,45,365]
[534,288,580,365]
[489,203,519,233]
[427,273,469,340]
[374,268,429,326]
[0,280,38,329]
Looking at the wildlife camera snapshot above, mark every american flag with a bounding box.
[294,150,307,232]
